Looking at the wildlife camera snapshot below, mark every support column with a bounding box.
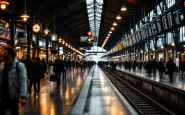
[27,25,32,55]
[46,38,49,63]
[10,21,16,47]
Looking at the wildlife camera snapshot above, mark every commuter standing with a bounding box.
[132,60,137,72]
[128,61,132,72]
[158,58,165,79]
[0,47,27,115]
[146,60,152,75]
[63,58,68,80]
[53,55,62,89]
[33,57,44,95]
[181,59,185,78]
[166,58,176,83]
[41,58,47,78]
[152,59,157,76]
[24,54,34,94]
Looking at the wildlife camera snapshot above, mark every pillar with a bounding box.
[10,21,16,47]
[46,37,49,63]
[27,25,32,55]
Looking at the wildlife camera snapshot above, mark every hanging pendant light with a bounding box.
[21,10,30,22]
[0,0,9,10]
[121,5,127,11]
[111,27,115,30]
[58,36,62,43]
[113,22,117,26]
[20,0,30,22]
[43,26,50,35]
[116,14,122,20]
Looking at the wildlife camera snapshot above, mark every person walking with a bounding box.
[41,58,47,78]
[158,58,165,79]
[53,55,62,88]
[0,47,27,115]
[181,59,185,79]
[33,57,44,95]
[62,58,68,80]
[152,59,157,76]
[166,58,176,83]
[24,54,34,94]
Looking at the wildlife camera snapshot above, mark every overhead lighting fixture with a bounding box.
[87,30,92,36]
[43,27,50,35]
[0,0,9,10]
[121,5,127,11]
[21,10,30,22]
[116,14,122,20]
[113,22,117,26]
[111,27,115,30]
[109,31,112,34]
[161,46,164,49]
[171,42,175,46]
[108,34,110,36]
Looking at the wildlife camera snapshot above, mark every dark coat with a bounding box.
[158,62,165,72]
[24,59,34,78]
[42,60,47,71]
[33,62,44,79]
[181,61,185,71]
[53,59,62,73]
[166,60,176,73]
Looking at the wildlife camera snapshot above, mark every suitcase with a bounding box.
[50,74,57,81]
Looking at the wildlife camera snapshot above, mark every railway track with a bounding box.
[100,66,175,115]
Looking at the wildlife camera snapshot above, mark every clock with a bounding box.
[32,23,41,33]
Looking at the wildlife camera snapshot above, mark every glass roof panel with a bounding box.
[86,0,103,46]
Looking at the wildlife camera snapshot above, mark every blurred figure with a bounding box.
[181,59,185,79]
[166,58,176,82]
[41,58,47,78]
[63,58,68,80]
[24,54,34,94]
[53,55,62,88]
[152,59,157,76]
[0,47,27,115]
[158,58,165,79]
[33,57,44,96]
[132,60,137,72]
[146,60,152,75]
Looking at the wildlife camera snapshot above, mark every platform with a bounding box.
[15,68,89,115]
[115,65,185,91]
[70,65,137,115]
[7,66,137,115]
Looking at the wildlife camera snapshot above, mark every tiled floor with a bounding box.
[70,65,135,115]
[115,65,185,91]
[11,67,89,115]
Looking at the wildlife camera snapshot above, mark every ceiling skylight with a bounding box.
[86,0,103,46]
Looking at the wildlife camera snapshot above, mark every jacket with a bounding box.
[33,62,44,79]
[53,59,62,73]
[24,59,34,78]
[0,58,27,100]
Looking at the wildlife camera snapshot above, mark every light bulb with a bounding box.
[1,4,6,10]
[113,22,117,26]
[116,15,122,20]
[23,17,27,22]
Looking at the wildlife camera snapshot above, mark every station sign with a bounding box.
[79,47,91,50]
[80,36,97,42]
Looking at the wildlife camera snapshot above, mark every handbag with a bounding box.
[50,74,57,81]
[165,70,169,75]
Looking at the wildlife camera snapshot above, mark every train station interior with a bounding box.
[0,0,185,115]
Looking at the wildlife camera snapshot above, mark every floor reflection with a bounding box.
[18,68,88,115]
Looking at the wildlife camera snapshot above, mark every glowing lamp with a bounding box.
[21,10,30,22]
[0,0,9,10]
[87,30,92,36]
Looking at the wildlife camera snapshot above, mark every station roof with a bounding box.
[9,0,162,51]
